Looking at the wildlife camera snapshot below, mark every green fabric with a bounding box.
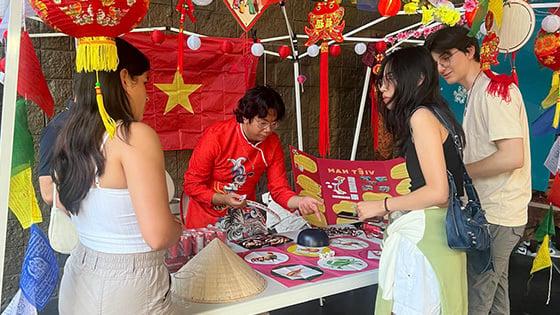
[11,98,35,176]
[535,206,556,242]
[374,209,468,315]
[418,209,467,315]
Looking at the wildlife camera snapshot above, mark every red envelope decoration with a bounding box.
[223,0,273,32]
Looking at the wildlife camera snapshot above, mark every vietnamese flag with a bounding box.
[124,33,258,150]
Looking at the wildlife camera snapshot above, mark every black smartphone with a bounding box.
[336,211,359,220]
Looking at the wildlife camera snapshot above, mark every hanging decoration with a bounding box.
[480,16,500,70]
[418,1,461,27]
[385,24,445,45]
[463,0,479,27]
[480,0,534,102]
[378,0,401,17]
[29,0,150,138]
[151,30,166,44]
[304,0,346,157]
[362,41,388,151]
[535,30,560,128]
[223,0,274,32]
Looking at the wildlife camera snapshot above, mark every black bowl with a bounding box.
[297,228,330,247]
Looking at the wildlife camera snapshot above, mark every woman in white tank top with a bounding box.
[51,38,182,315]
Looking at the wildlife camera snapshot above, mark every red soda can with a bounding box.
[180,232,193,257]
[209,227,227,242]
[168,242,180,259]
[204,229,217,245]
[193,231,205,254]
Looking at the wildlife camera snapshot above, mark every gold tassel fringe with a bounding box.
[76,37,118,73]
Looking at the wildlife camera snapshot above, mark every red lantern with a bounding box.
[30,0,149,72]
[278,45,291,59]
[151,30,165,44]
[535,31,560,71]
[29,0,149,138]
[535,30,560,128]
[378,0,401,17]
[221,40,234,53]
[375,41,388,54]
[329,44,341,57]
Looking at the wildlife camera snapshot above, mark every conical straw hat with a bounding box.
[172,238,266,303]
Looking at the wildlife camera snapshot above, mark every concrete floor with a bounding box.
[40,252,559,315]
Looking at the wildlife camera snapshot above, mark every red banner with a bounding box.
[124,33,258,150]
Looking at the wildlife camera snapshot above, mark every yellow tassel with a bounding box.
[76,37,118,73]
[554,81,560,129]
[542,71,560,109]
[95,73,117,138]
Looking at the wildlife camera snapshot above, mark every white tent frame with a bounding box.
[1,1,559,302]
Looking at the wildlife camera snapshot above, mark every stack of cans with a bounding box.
[164,226,228,272]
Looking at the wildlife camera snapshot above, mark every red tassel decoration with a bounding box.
[319,42,330,157]
[370,83,379,151]
[483,53,518,102]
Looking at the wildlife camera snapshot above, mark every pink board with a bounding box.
[290,146,409,225]
[239,237,381,288]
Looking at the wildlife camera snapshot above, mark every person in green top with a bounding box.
[357,46,468,314]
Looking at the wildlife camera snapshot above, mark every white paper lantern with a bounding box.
[354,43,367,55]
[193,0,213,5]
[307,44,320,57]
[542,15,560,33]
[251,43,264,57]
[187,35,201,50]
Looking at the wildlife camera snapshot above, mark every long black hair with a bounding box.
[51,37,150,214]
[376,46,465,155]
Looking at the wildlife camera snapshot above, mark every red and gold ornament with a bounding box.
[304,0,345,157]
[29,0,150,138]
[535,30,560,128]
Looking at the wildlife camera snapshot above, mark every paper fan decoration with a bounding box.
[172,239,266,303]
[491,0,535,53]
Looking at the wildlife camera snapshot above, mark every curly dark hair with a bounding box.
[234,85,285,123]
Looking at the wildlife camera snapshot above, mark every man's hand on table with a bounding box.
[212,192,247,208]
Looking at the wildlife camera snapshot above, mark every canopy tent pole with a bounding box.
[279,1,304,150]
[0,0,24,302]
[350,66,372,161]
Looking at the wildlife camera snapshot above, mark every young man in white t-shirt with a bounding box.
[425,26,531,315]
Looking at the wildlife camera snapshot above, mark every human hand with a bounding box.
[298,196,324,220]
[220,193,247,208]
[356,200,385,221]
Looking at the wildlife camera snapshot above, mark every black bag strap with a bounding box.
[429,106,481,204]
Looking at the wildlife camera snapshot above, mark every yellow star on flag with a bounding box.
[155,70,202,114]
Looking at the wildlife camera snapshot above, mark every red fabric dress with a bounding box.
[183,118,296,228]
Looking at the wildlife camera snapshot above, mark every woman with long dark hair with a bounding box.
[356,47,468,314]
[53,38,181,314]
